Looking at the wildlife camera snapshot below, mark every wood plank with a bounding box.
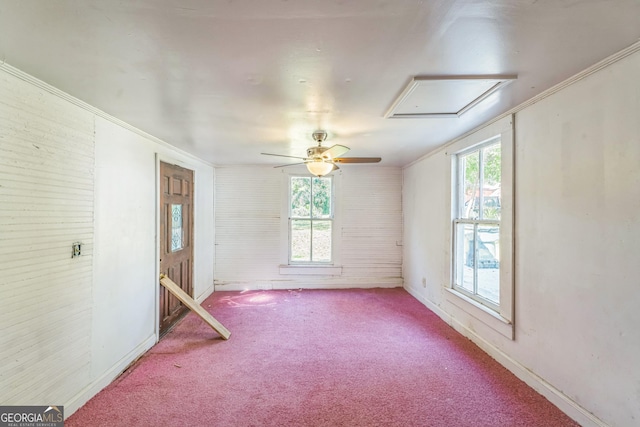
[159,274,231,340]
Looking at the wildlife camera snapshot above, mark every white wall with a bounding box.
[89,117,215,401]
[0,67,95,408]
[403,47,640,427]
[215,165,402,289]
[0,64,215,417]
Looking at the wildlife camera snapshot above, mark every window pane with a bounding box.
[171,204,183,252]
[291,220,311,261]
[312,221,332,262]
[456,223,475,293]
[476,224,500,303]
[291,177,311,217]
[453,138,505,312]
[454,222,465,289]
[461,151,480,219]
[311,177,332,218]
[482,143,501,220]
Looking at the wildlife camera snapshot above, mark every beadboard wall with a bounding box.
[214,165,402,289]
[340,167,403,280]
[0,64,215,417]
[0,70,95,405]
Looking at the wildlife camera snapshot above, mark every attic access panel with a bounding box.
[385,75,517,118]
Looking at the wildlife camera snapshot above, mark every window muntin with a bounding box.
[454,139,501,309]
[290,176,333,263]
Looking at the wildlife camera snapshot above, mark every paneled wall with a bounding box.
[340,168,403,279]
[403,47,640,427]
[0,64,215,416]
[0,68,95,406]
[215,165,402,289]
[215,166,282,282]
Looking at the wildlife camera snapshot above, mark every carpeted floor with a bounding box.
[67,288,579,426]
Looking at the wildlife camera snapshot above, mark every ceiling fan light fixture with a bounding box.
[262,130,381,173]
[306,159,334,177]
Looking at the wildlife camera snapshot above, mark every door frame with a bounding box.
[154,153,197,341]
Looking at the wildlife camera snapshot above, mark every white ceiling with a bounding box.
[1,0,639,167]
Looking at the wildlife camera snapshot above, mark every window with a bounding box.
[171,204,183,252]
[447,115,513,339]
[289,176,333,263]
[453,139,501,310]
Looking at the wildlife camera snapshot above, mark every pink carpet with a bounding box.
[68,288,579,426]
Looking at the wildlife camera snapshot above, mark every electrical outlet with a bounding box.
[421,277,427,287]
[72,242,82,258]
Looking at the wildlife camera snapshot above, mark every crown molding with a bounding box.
[404,39,640,169]
[0,61,212,167]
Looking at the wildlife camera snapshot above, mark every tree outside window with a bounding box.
[290,176,333,263]
[454,139,501,308]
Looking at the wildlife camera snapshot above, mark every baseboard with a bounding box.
[196,284,215,303]
[403,285,607,427]
[214,279,402,292]
[64,334,157,419]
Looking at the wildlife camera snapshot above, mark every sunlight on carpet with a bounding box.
[67,288,579,427]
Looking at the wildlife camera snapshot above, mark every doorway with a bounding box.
[159,161,194,336]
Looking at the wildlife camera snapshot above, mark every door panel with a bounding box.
[159,162,194,336]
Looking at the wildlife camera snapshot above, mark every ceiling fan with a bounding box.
[261,130,381,177]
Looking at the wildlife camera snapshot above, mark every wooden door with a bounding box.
[159,162,194,336]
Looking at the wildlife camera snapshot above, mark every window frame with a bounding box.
[288,174,335,265]
[446,115,514,340]
[452,138,502,312]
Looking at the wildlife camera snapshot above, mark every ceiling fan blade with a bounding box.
[262,152,308,160]
[333,157,382,164]
[273,162,308,168]
[322,144,350,159]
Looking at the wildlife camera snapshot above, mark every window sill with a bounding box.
[444,287,514,340]
[279,265,343,276]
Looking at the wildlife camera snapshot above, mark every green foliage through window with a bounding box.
[460,141,501,220]
[290,176,332,262]
[455,138,501,308]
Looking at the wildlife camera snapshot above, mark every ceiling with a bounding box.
[1,0,639,167]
